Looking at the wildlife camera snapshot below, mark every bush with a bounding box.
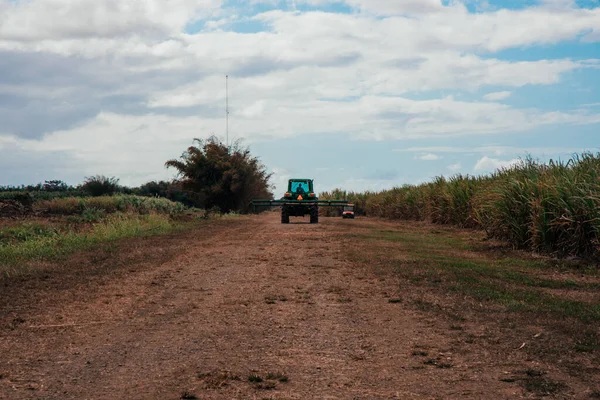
[137,180,170,198]
[38,197,84,215]
[42,180,69,192]
[81,175,120,196]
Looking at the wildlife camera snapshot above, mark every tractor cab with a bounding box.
[284,179,316,201]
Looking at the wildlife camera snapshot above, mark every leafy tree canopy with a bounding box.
[43,180,69,192]
[81,175,120,197]
[166,137,273,212]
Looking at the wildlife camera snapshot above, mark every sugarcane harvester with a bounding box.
[252,179,348,224]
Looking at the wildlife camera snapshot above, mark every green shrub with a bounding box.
[81,175,120,196]
[81,207,106,223]
[0,223,60,245]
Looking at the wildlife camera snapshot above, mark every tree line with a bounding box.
[1,137,273,213]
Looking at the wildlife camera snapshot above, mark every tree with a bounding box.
[81,175,120,196]
[138,180,170,198]
[43,180,69,192]
[165,137,273,212]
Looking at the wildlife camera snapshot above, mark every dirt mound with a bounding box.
[0,199,30,217]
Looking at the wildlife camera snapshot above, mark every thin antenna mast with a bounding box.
[226,74,229,148]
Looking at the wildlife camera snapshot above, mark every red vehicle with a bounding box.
[342,204,355,219]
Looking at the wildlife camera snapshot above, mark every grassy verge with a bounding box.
[343,219,600,395]
[0,213,188,277]
[346,220,600,343]
[0,194,219,277]
[353,226,600,322]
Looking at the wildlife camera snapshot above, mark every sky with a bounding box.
[0,0,599,195]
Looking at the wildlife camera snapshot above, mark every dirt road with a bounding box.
[0,213,586,399]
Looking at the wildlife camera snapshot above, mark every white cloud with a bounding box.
[0,1,599,186]
[144,55,592,109]
[269,167,291,194]
[538,0,577,10]
[0,0,221,41]
[483,91,512,101]
[1,5,599,68]
[474,156,520,171]
[2,97,599,186]
[1,112,221,185]
[447,162,462,172]
[342,0,446,16]
[416,153,440,161]
[395,145,599,156]
[425,6,600,52]
[322,177,398,194]
[0,135,18,149]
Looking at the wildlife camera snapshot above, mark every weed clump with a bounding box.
[266,372,289,382]
[247,375,263,383]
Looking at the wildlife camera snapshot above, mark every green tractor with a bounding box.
[252,179,348,224]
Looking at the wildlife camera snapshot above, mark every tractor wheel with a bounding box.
[310,206,319,224]
[281,208,290,224]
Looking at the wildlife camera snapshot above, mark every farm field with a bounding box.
[0,212,599,399]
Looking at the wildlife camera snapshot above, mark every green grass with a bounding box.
[0,223,61,245]
[0,214,180,277]
[0,194,214,277]
[375,229,468,249]
[350,226,600,323]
